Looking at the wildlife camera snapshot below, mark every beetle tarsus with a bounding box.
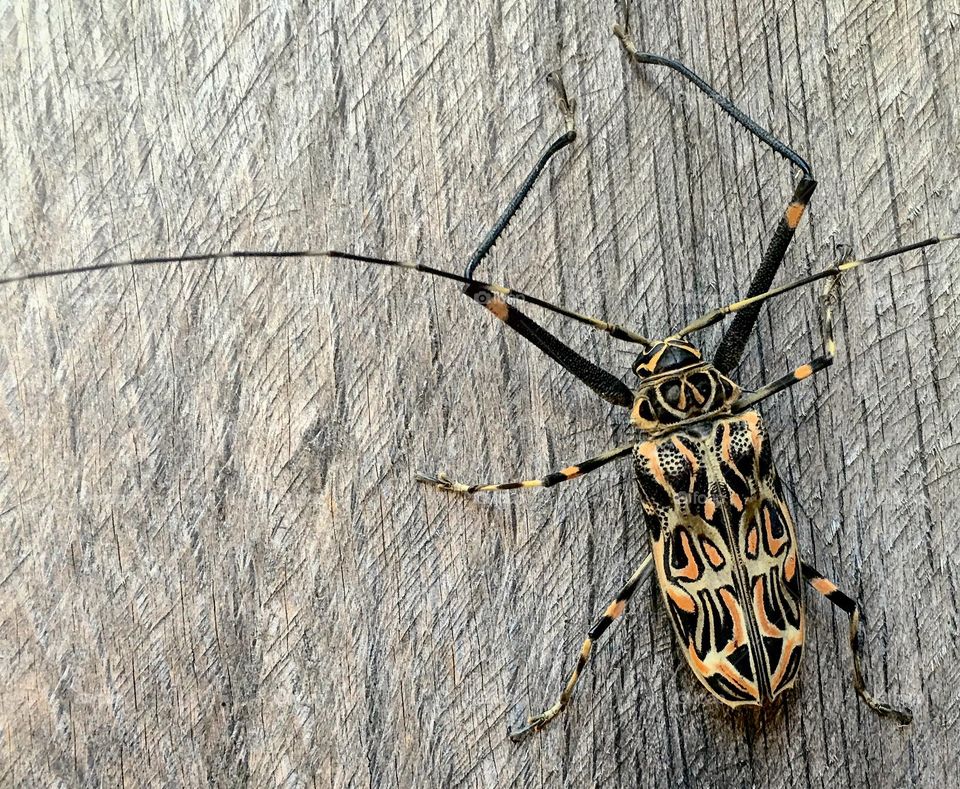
[415,472,471,493]
[508,706,561,743]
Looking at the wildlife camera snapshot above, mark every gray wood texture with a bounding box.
[2,1,959,786]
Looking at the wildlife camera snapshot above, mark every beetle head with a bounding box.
[632,339,702,378]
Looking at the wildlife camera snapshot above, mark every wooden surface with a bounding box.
[2,2,959,786]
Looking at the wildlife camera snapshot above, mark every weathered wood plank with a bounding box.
[2,1,958,786]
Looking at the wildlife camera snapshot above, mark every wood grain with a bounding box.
[2,1,958,786]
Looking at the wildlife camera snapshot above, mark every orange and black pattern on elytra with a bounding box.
[635,411,805,706]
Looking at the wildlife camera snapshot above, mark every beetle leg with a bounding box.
[711,175,817,374]
[613,22,817,374]
[509,552,653,742]
[731,274,840,411]
[463,71,576,280]
[416,443,633,494]
[458,72,642,408]
[801,561,912,724]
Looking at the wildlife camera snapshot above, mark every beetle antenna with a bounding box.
[675,233,959,337]
[1,247,652,345]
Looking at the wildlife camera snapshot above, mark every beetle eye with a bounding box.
[663,383,681,405]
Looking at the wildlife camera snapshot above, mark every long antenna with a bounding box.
[1,248,652,345]
[675,234,959,338]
